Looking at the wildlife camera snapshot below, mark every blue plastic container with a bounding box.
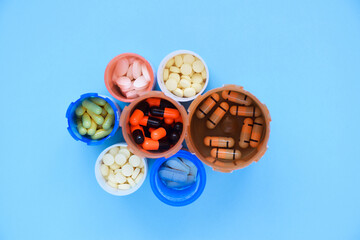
[66,93,121,145]
[150,150,206,206]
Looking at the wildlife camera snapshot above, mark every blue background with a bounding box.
[1,0,359,239]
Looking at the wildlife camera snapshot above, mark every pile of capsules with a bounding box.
[196,90,264,160]
[100,145,145,190]
[112,57,152,99]
[75,97,115,139]
[159,157,197,189]
[129,98,183,151]
[163,53,207,98]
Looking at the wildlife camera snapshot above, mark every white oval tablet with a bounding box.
[100,164,109,176]
[174,55,183,67]
[115,173,126,184]
[118,183,131,190]
[183,54,195,64]
[172,88,183,97]
[163,69,169,81]
[131,168,141,179]
[165,58,175,68]
[127,177,136,187]
[169,73,180,82]
[184,87,196,97]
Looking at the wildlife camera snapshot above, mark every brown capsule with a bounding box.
[204,136,235,148]
[196,93,220,119]
[239,118,253,148]
[210,148,241,160]
[229,105,261,117]
[250,117,264,148]
[222,90,252,106]
[206,102,229,129]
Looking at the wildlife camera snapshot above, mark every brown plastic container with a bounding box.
[120,91,188,159]
[185,85,271,173]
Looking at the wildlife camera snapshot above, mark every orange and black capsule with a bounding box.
[139,116,162,128]
[204,136,235,148]
[131,125,145,144]
[196,93,220,119]
[164,118,174,125]
[210,148,242,160]
[229,105,261,117]
[151,127,167,141]
[130,101,149,126]
[150,107,180,119]
[250,117,264,148]
[206,102,229,129]
[239,118,253,148]
[142,137,170,151]
[222,90,252,106]
[146,98,175,108]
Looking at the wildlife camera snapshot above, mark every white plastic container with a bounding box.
[157,50,209,102]
[95,143,148,196]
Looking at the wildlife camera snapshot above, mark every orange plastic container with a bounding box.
[104,53,155,103]
[185,85,271,173]
[120,91,188,159]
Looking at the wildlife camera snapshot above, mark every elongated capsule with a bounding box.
[90,97,106,106]
[76,119,87,135]
[250,117,264,148]
[102,114,114,130]
[239,118,253,148]
[151,127,167,141]
[100,108,107,117]
[82,99,102,115]
[91,128,112,140]
[150,107,179,119]
[82,113,91,128]
[87,109,104,125]
[130,102,149,126]
[139,116,162,128]
[87,120,97,136]
[204,136,234,148]
[229,105,261,117]
[142,138,170,151]
[206,102,229,129]
[164,118,174,125]
[104,103,114,115]
[146,98,175,108]
[210,148,241,160]
[75,106,85,117]
[222,90,252,106]
[196,93,220,119]
[131,125,145,144]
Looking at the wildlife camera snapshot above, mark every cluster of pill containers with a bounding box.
[66,50,271,206]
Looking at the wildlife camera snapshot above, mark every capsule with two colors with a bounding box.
[206,102,229,129]
[142,138,170,151]
[239,118,253,148]
[204,136,235,148]
[222,90,252,106]
[210,148,242,160]
[139,116,162,128]
[131,125,145,144]
[146,98,175,108]
[250,117,264,148]
[196,93,220,119]
[229,105,261,117]
[130,102,149,126]
[150,107,180,119]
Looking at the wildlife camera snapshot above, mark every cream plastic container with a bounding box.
[95,143,148,196]
[157,50,209,102]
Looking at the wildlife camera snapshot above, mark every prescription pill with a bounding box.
[108,172,116,183]
[183,87,196,97]
[119,148,131,159]
[87,110,105,125]
[172,88,183,97]
[76,119,87,135]
[159,167,187,183]
[222,91,252,106]
[118,183,131,190]
[164,117,174,125]
[90,97,106,106]
[127,177,136,187]
[169,73,180,81]
[250,117,264,148]
[206,102,229,129]
[165,78,178,91]
[115,172,126,184]
[131,168,140,179]
[191,74,203,84]
[239,118,253,148]
[180,158,197,177]
[110,163,120,170]
[82,99,102,115]
[165,159,190,174]
[204,136,235,148]
[201,69,206,79]
[82,113,91,129]
[91,128,112,140]
[129,155,141,167]
[141,63,151,82]
[135,173,144,184]
[121,164,134,177]
[132,60,142,79]
[150,107,180,119]
[210,148,242,160]
[142,138,170,151]
[100,164,109,176]
[75,106,85,116]
[130,101,149,126]
[229,105,261,117]
[102,114,114,130]
[138,159,144,168]
[109,147,119,156]
[103,153,115,166]
[196,93,220,119]
[179,79,191,88]
[183,54,195,64]
[115,153,127,166]
[107,180,118,188]
[180,63,192,75]
[87,120,97,136]
[163,69,169,81]
[104,103,114,115]
[192,83,202,93]
[165,58,175,68]
[114,58,129,77]
[100,108,107,117]
[175,55,183,67]
[126,64,133,79]
[151,127,167,141]
[169,66,180,73]
[192,60,205,73]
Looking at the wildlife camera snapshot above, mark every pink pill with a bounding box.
[114,58,129,77]
[132,60,142,79]
[125,90,139,99]
[115,76,132,90]
[126,64,133,80]
[133,76,149,90]
[141,63,151,82]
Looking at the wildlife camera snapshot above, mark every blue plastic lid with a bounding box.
[150,150,206,207]
[65,93,121,145]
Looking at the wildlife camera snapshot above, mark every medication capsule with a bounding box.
[204,136,235,148]
[206,102,229,129]
[196,93,220,119]
[146,98,175,108]
[87,109,105,125]
[164,118,174,125]
[130,102,149,126]
[142,138,170,151]
[239,118,253,148]
[222,90,252,106]
[142,127,151,138]
[75,106,85,117]
[150,107,180,119]
[87,120,97,136]
[139,116,162,128]
[250,117,264,148]
[90,97,106,106]
[104,103,114,115]
[82,113,91,128]
[173,122,183,133]
[168,130,180,144]
[229,105,261,117]
[102,114,114,130]
[158,167,188,183]
[131,125,145,144]
[76,119,87,135]
[100,108,107,117]
[91,128,112,140]
[210,148,242,160]
[82,99,102,115]
[151,127,167,141]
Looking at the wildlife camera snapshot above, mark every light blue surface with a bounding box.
[0,0,360,239]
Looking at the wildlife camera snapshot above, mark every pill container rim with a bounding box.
[65,93,121,146]
[104,52,156,103]
[94,143,148,196]
[149,149,206,207]
[157,49,209,102]
[185,84,271,173]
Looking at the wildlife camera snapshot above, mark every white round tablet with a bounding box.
[184,87,196,97]
[118,184,131,190]
[118,149,131,159]
[180,63,192,75]
[166,78,178,91]
[115,153,127,166]
[100,164,109,176]
[115,173,126,184]
[192,60,205,73]
[129,155,141,167]
[102,154,114,166]
[121,164,134,177]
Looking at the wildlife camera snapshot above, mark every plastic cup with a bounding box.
[150,150,206,206]
[66,93,121,145]
[157,50,209,102]
[104,53,155,103]
[95,143,148,196]
[186,84,271,173]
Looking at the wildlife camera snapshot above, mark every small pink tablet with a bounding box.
[126,64,134,80]
[141,63,151,82]
[125,90,139,99]
[133,76,149,91]
[114,58,129,77]
[132,60,142,79]
[115,76,132,90]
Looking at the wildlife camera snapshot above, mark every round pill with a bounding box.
[191,73,203,83]
[179,79,191,88]
[121,164,134,177]
[110,163,120,170]
[192,83,203,93]
[180,63,192,75]
[192,60,205,73]
[169,73,180,82]
[135,172,144,184]
[165,78,178,91]
[201,69,207,79]
[163,69,169,81]
[172,88,183,97]
[129,155,141,167]
[115,153,127,166]
[119,149,131,159]
[169,66,180,73]
[131,168,141,179]
[165,58,175,68]
[175,55,183,67]
[184,87,196,97]
[181,75,191,81]
[115,173,127,184]
[103,154,114,166]
[118,183,131,190]
[100,164,109,176]
[109,147,119,157]
[183,54,195,64]
[127,177,136,187]
[108,172,116,182]
[107,180,118,188]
